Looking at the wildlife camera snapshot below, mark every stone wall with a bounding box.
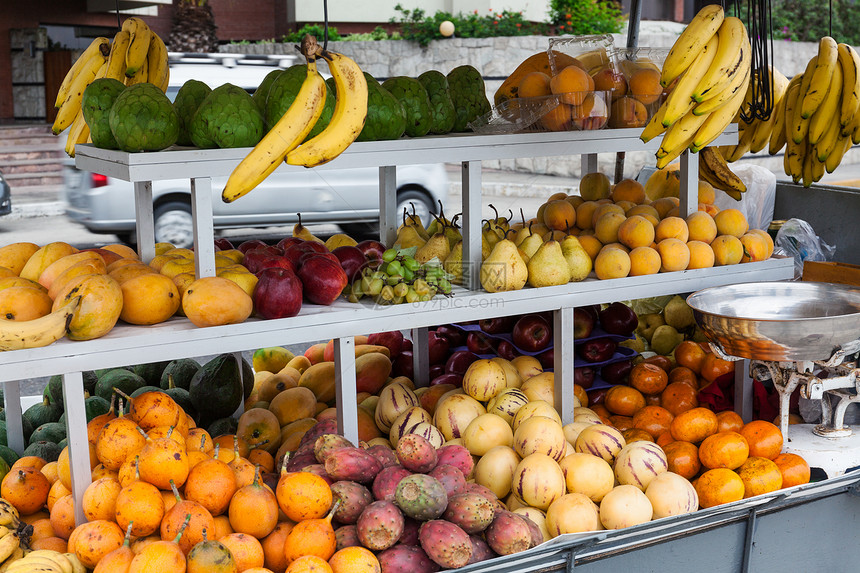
[10,28,47,120]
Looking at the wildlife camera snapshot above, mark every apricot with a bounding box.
[610,179,647,204]
[517,71,552,98]
[740,232,769,263]
[628,246,662,276]
[711,235,744,266]
[594,248,631,280]
[628,68,663,105]
[609,96,649,128]
[655,216,690,243]
[594,212,627,245]
[592,67,628,100]
[713,208,749,238]
[617,215,656,249]
[656,238,691,272]
[543,199,577,231]
[686,241,715,269]
[686,211,718,244]
[549,65,594,105]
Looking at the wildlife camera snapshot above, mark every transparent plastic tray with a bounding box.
[469,91,611,135]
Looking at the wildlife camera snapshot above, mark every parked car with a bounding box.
[64,53,448,248]
[0,170,12,217]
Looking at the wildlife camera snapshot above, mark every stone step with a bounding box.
[4,172,63,187]
[0,135,60,148]
[0,158,63,175]
[0,124,53,138]
[0,146,65,163]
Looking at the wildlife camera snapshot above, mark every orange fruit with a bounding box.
[696,468,745,508]
[738,420,783,460]
[716,411,744,433]
[663,440,700,479]
[669,407,718,444]
[660,382,699,416]
[604,385,646,417]
[667,366,698,389]
[631,405,674,439]
[674,341,708,374]
[629,362,669,395]
[698,431,749,470]
[772,453,811,488]
[700,352,734,384]
[713,208,749,237]
[737,456,783,498]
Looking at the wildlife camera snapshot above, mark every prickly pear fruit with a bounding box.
[428,464,466,497]
[301,464,334,485]
[436,444,475,478]
[287,453,318,472]
[378,544,440,573]
[336,524,361,551]
[330,481,373,524]
[325,446,383,483]
[356,500,405,551]
[373,465,412,502]
[395,474,448,521]
[485,510,532,556]
[300,418,338,449]
[461,482,502,509]
[468,535,496,564]
[366,443,400,468]
[397,517,421,546]
[315,433,354,463]
[396,434,438,473]
[418,519,473,569]
[443,492,495,534]
[522,514,544,548]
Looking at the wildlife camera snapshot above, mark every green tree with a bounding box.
[547,0,625,35]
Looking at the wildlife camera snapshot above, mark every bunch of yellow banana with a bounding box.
[717,67,790,162]
[0,296,80,352]
[640,5,752,169]
[768,37,860,187]
[698,146,746,200]
[0,547,85,573]
[52,17,169,157]
[222,34,368,203]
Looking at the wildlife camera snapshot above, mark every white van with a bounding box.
[63,53,448,247]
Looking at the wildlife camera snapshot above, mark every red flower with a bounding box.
[516,23,522,27]
[494,20,499,24]
[566,13,571,18]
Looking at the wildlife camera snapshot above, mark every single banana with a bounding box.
[811,151,826,183]
[655,129,697,169]
[661,34,719,127]
[801,141,815,187]
[770,76,801,155]
[661,4,725,87]
[698,152,743,200]
[286,39,368,168]
[748,67,789,153]
[660,107,710,155]
[64,109,90,158]
[0,296,80,351]
[124,56,148,87]
[693,39,751,116]
[815,110,843,161]
[0,533,19,563]
[0,547,23,573]
[808,63,843,145]
[838,43,860,130]
[101,30,130,81]
[847,105,860,144]
[784,126,805,181]
[690,76,749,152]
[55,37,110,108]
[791,58,820,144]
[724,120,754,162]
[146,32,169,92]
[8,556,63,573]
[701,146,746,192]
[52,52,107,134]
[223,41,328,203]
[25,552,73,573]
[640,103,668,143]
[124,17,152,77]
[693,17,747,102]
[801,36,838,119]
[0,501,19,528]
[826,134,853,172]
[63,555,85,573]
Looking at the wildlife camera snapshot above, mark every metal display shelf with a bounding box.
[4,124,775,528]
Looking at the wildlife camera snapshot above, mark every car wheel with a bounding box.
[154,201,194,249]
[340,188,436,238]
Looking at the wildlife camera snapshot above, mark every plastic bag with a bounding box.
[774,218,836,279]
[711,164,776,231]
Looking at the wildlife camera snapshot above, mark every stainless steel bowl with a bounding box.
[686,282,860,361]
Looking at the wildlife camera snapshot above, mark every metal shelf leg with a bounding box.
[680,150,699,219]
[461,161,482,291]
[134,181,155,262]
[62,371,91,526]
[2,381,24,454]
[379,166,397,247]
[554,307,577,424]
[191,177,216,278]
[334,337,359,446]
[412,327,430,387]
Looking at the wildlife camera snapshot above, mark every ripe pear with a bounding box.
[415,232,451,264]
[443,215,463,249]
[519,232,544,261]
[480,238,528,292]
[443,241,463,284]
[401,205,430,241]
[662,294,696,330]
[637,313,665,343]
[293,213,324,243]
[394,225,426,250]
[619,332,648,353]
[560,235,593,282]
[527,240,571,287]
[650,324,685,355]
[325,233,358,251]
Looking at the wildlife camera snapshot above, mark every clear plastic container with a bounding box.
[469,91,611,135]
[603,47,671,128]
[547,34,616,76]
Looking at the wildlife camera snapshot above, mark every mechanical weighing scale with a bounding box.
[687,281,860,478]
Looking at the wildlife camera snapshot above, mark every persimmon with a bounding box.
[629,362,669,395]
[695,468,745,508]
[737,456,783,498]
[674,341,707,374]
[660,381,699,416]
[632,405,674,439]
[698,431,749,470]
[700,352,735,384]
[739,420,783,460]
[669,407,718,444]
[716,411,744,433]
[773,453,811,488]
[604,385,646,417]
[663,440,700,480]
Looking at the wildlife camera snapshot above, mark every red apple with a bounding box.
[538,347,554,369]
[284,242,322,269]
[466,331,496,355]
[598,302,638,336]
[332,245,370,282]
[574,366,595,389]
[601,359,633,384]
[253,267,303,319]
[402,338,413,352]
[242,246,283,274]
[478,316,515,334]
[356,240,386,268]
[434,325,465,347]
[238,239,269,254]
[392,350,414,379]
[589,387,609,405]
[297,256,348,305]
[430,373,463,387]
[577,337,617,363]
[213,238,235,251]
[254,255,296,276]
[512,315,552,353]
[497,340,518,360]
[573,307,595,339]
[427,331,450,365]
[445,350,479,375]
[367,331,404,358]
[299,251,340,266]
[277,236,306,251]
[429,364,445,380]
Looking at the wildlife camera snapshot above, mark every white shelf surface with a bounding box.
[0,256,792,381]
[74,125,739,181]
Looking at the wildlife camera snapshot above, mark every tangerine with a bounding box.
[667,366,698,388]
[698,431,749,470]
[700,353,735,384]
[629,362,669,395]
[660,381,699,416]
[632,405,674,439]
[772,453,811,488]
[669,407,718,444]
[674,341,707,374]
[662,440,700,479]
[604,385,646,417]
[738,420,783,460]
[736,456,783,498]
[715,411,744,433]
[695,468,745,508]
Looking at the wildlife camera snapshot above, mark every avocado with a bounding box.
[0,445,19,468]
[446,65,492,132]
[189,354,244,426]
[160,358,201,391]
[94,369,147,403]
[417,70,457,135]
[133,361,172,387]
[357,72,407,142]
[381,76,433,138]
[208,416,239,439]
[22,398,62,436]
[58,396,111,426]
